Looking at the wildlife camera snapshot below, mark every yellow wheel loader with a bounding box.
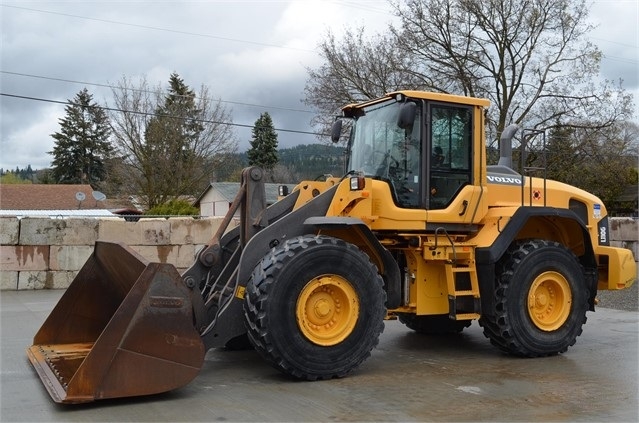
[28,91,637,403]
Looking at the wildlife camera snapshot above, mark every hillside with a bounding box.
[277,144,346,181]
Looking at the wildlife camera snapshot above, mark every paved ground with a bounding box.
[1,289,637,422]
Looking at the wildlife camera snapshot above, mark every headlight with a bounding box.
[350,175,365,191]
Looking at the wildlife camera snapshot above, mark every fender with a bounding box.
[476,207,598,316]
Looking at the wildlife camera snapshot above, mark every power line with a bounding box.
[0,70,315,114]
[1,4,316,53]
[591,37,637,50]
[0,92,329,138]
[334,0,391,14]
[601,55,638,65]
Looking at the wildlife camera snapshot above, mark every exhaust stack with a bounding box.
[496,124,520,168]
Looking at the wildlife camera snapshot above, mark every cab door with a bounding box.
[425,102,480,224]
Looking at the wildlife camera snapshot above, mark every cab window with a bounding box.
[428,104,473,209]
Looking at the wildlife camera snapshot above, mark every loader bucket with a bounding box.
[26,241,205,404]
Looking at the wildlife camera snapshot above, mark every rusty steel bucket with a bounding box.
[26,241,205,404]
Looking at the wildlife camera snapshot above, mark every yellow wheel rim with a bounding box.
[527,271,572,331]
[296,275,359,346]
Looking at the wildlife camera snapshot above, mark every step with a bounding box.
[453,312,480,320]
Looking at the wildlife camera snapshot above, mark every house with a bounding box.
[194,182,297,217]
[0,184,139,218]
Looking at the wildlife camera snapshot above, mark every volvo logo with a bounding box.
[487,175,522,185]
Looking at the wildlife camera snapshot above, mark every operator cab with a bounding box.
[333,93,474,210]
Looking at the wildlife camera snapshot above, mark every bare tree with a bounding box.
[304,0,633,146]
[303,27,424,136]
[108,74,238,209]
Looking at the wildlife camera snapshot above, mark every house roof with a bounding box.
[193,182,298,206]
[0,184,136,211]
[203,182,244,203]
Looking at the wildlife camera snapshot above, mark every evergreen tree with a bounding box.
[50,88,113,186]
[247,112,278,170]
[544,124,580,184]
[147,73,204,149]
[141,73,208,207]
[24,164,34,181]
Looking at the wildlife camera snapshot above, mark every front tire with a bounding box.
[244,235,386,380]
[479,239,589,357]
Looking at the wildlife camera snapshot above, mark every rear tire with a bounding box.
[479,239,589,357]
[244,235,386,380]
[398,314,471,334]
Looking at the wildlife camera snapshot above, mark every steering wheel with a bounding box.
[369,150,400,178]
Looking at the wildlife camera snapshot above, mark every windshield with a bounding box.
[348,99,420,181]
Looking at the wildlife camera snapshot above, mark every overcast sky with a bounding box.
[1,0,637,171]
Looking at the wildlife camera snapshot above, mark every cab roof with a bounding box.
[341,90,490,114]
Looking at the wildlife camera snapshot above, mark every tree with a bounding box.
[35,168,54,184]
[145,199,199,216]
[543,124,580,184]
[539,121,638,208]
[49,88,113,186]
[209,151,246,182]
[304,0,633,147]
[247,112,279,171]
[0,172,32,184]
[109,73,238,209]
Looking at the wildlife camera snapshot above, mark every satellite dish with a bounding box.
[75,192,86,202]
[92,191,107,201]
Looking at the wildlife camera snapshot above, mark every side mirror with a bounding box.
[397,102,416,130]
[331,119,343,143]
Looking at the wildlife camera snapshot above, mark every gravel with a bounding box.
[595,275,638,312]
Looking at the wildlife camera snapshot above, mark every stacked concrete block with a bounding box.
[0,216,228,290]
[0,218,20,289]
[0,217,19,245]
[170,217,224,245]
[20,217,99,246]
[0,245,49,289]
[1,217,60,290]
[98,217,227,271]
[131,244,197,271]
[610,217,639,260]
[98,218,171,245]
[11,218,99,289]
[167,217,230,271]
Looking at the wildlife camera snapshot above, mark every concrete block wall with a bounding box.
[0,216,228,290]
[0,216,636,291]
[610,217,639,260]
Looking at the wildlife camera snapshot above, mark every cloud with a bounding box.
[589,1,638,87]
[0,103,61,170]
[0,0,636,170]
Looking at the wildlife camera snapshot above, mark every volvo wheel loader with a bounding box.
[28,91,637,404]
